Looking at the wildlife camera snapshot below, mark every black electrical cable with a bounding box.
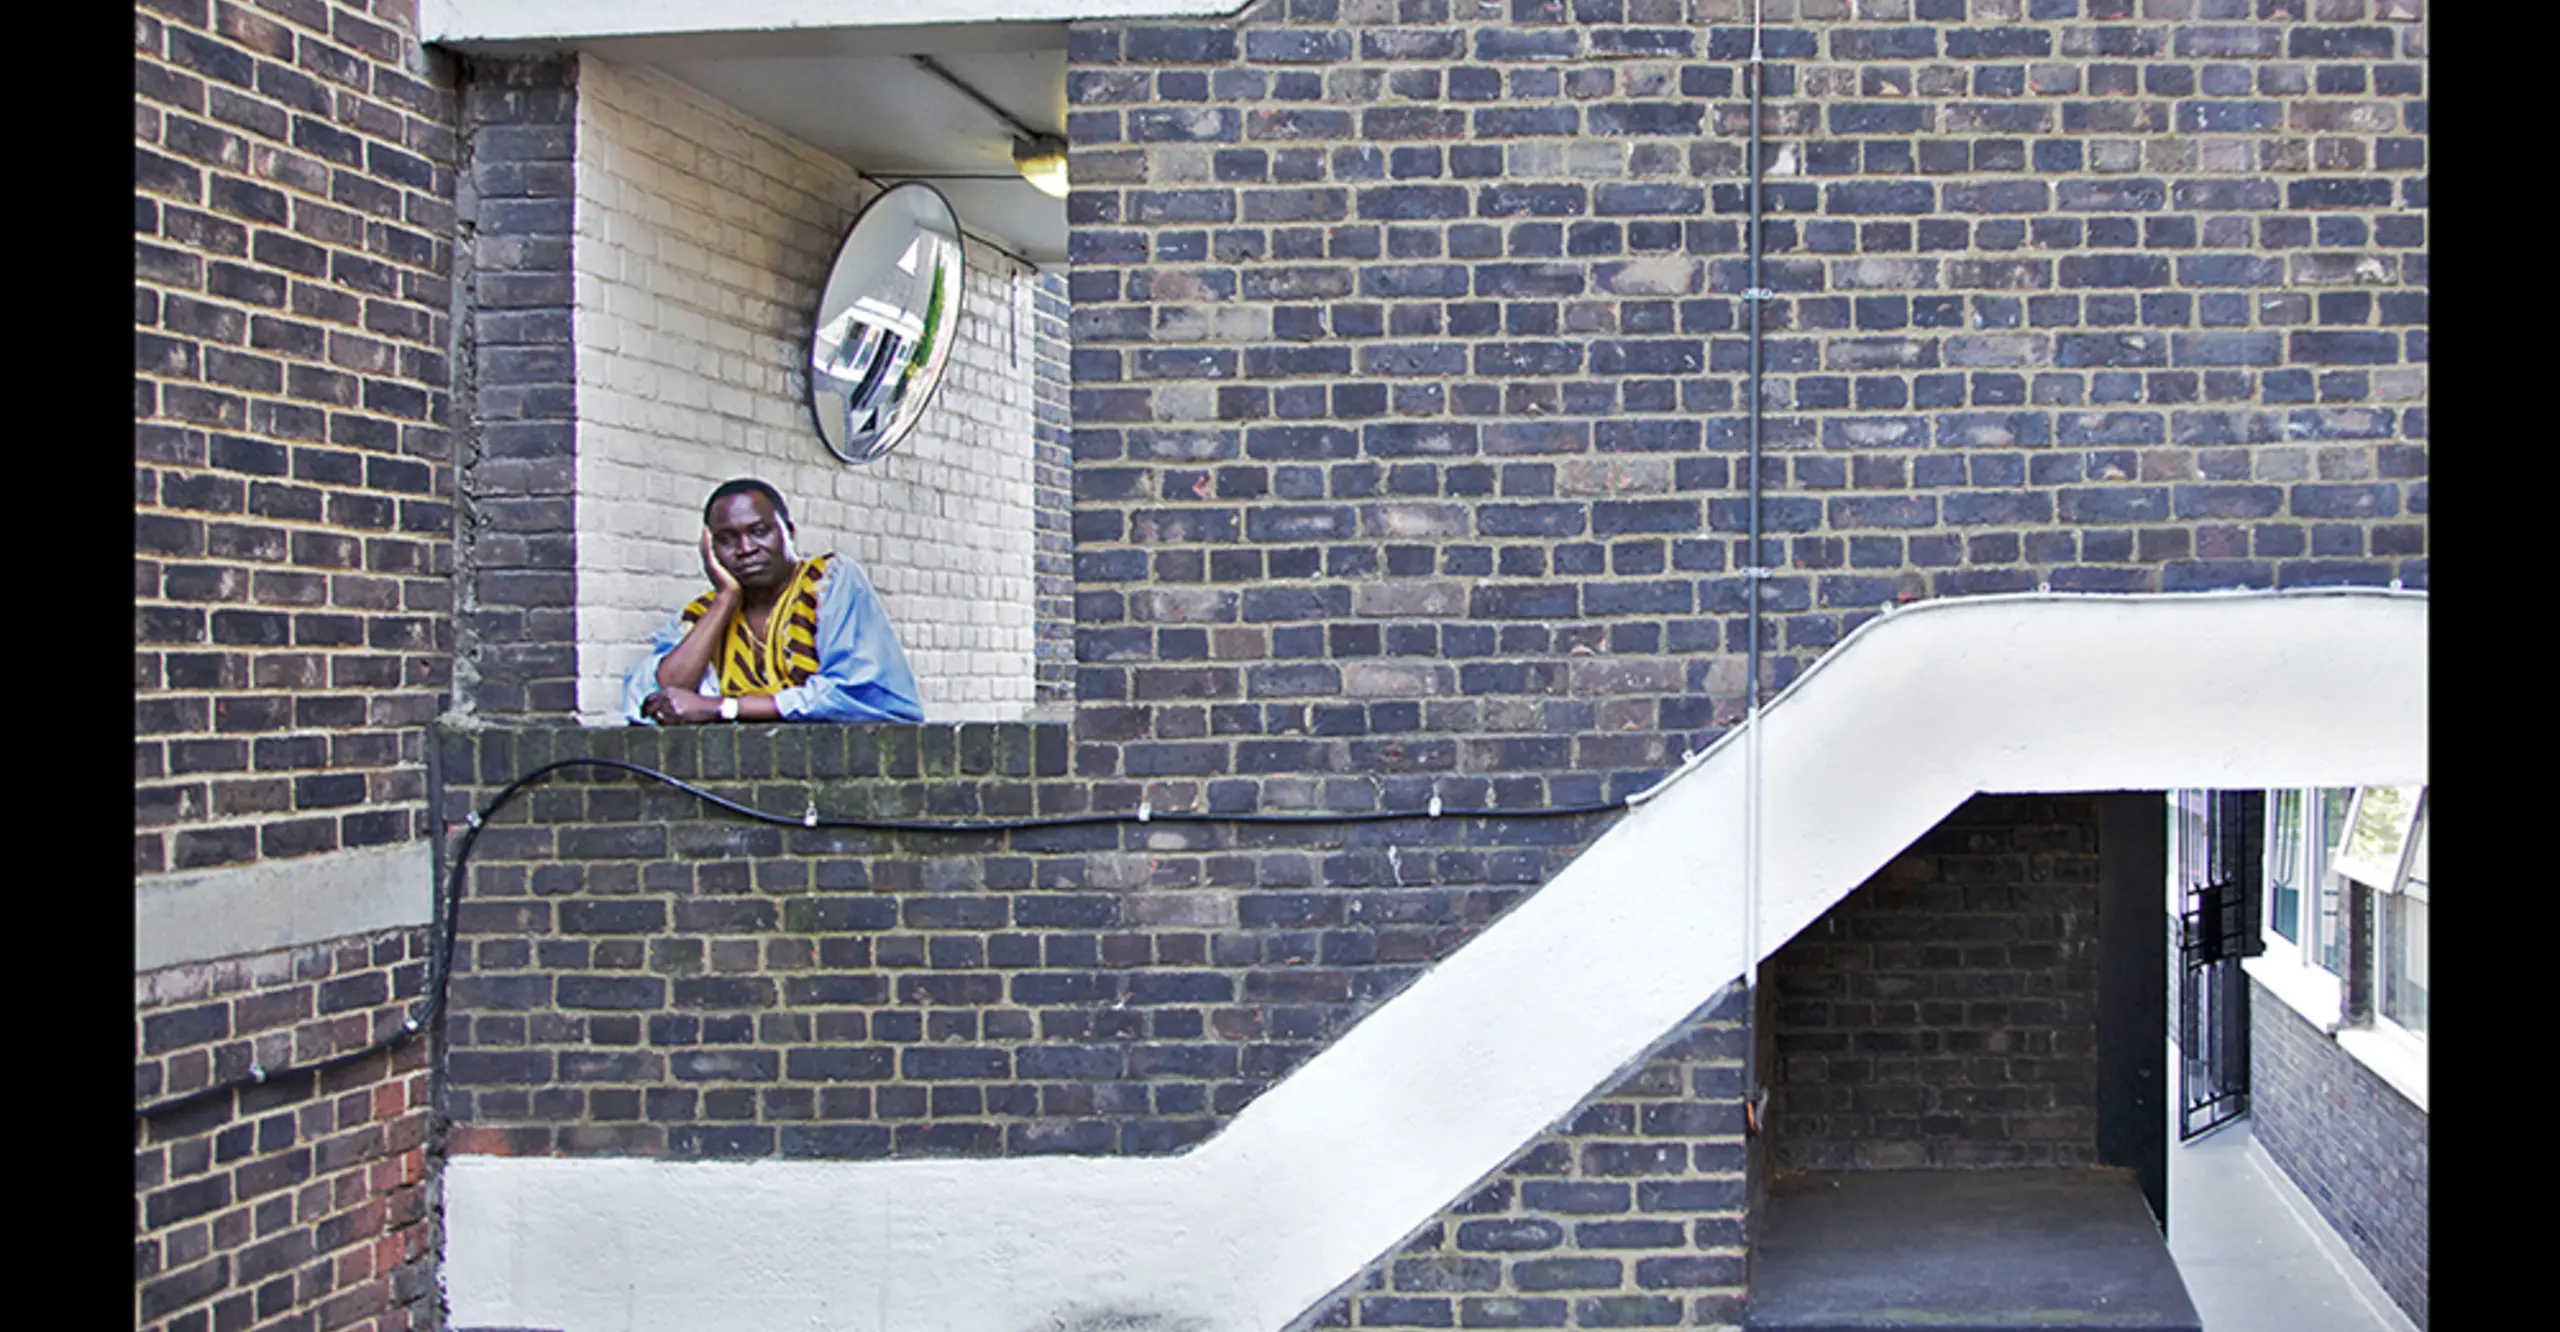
[136,757,1633,1122]
[908,55,1043,144]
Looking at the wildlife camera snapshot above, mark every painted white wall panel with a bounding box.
[135,842,436,972]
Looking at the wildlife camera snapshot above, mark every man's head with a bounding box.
[702,478,797,592]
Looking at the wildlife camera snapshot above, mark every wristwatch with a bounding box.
[719,696,740,721]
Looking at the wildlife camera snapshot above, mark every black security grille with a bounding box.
[2177,790,2262,1140]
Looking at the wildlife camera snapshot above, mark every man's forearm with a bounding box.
[655,591,739,690]
[643,687,781,725]
[772,673,923,724]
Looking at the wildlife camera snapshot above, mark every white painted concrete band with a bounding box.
[423,0,1249,46]
[443,591,2427,1332]
[136,841,437,973]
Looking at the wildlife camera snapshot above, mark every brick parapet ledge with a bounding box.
[439,719,1074,797]
[432,719,1615,1160]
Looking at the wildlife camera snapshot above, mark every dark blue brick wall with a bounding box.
[440,723,1619,1160]
[456,57,581,719]
[1067,0,2428,831]
[2250,979,2428,1329]
[1765,794,2104,1171]
[1304,988,1751,1328]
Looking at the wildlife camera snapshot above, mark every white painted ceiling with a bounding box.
[507,24,1073,264]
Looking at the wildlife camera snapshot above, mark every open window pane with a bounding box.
[2267,790,2303,944]
[2380,890,2427,1035]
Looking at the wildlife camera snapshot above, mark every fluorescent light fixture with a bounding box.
[1013,135,1069,199]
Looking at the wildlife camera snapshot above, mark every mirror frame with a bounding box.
[806,181,967,466]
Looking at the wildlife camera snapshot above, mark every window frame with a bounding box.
[2244,786,2347,1028]
[2234,784,2428,1111]
[2355,795,2427,1107]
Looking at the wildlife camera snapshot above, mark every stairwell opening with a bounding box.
[1744,792,2187,1332]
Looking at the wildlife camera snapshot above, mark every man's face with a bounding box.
[707,492,795,591]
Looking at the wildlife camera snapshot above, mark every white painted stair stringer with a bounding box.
[442,589,2428,1332]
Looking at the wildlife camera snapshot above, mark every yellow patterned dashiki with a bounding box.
[680,554,832,697]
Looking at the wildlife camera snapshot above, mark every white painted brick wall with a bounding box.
[571,53,1040,724]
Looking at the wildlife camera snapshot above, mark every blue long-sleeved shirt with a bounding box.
[621,554,923,724]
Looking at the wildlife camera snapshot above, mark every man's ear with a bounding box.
[781,520,798,559]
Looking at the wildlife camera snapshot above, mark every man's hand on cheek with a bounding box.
[702,529,741,595]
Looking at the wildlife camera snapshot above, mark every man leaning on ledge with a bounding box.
[623,478,924,725]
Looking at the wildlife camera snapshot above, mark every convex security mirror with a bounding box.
[809,182,965,464]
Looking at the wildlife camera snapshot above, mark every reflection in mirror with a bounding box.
[809,182,966,464]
